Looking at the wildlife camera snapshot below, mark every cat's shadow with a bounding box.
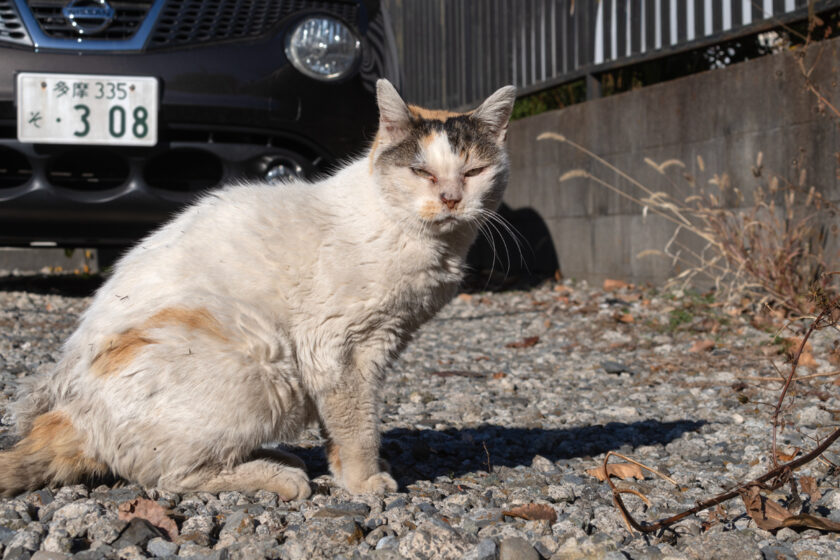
[292,419,705,485]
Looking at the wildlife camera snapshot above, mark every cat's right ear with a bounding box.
[376,79,412,145]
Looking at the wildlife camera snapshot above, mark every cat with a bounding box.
[0,80,516,499]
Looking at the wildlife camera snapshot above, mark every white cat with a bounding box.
[1,80,516,499]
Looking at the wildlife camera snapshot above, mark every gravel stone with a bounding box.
[111,518,165,550]
[498,536,539,560]
[29,553,69,560]
[146,537,179,558]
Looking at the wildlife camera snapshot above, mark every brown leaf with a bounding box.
[456,293,473,302]
[799,351,818,369]
[616,313,635,324]
[118,498,179,541]
[502,504,557,524]
[740,486,792,531]
[492,372,507,379]
[506,336,540,349]
[800,475,822,502]
[782,513,840,532]
[603,278,630,292]
[554,284,571,294]
[689,339,716,353]
[776,447,801,462]
[586,462,646,482]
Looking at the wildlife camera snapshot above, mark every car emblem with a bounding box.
[62,0,115,36]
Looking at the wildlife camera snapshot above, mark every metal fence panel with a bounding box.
[381,0,840,109]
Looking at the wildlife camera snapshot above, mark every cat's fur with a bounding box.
[0,80,516,498]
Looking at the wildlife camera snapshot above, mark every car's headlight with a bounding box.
[285,15,361,81]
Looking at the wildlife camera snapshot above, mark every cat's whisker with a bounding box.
[478,209,530,274]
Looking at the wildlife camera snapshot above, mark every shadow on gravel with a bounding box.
[381,420,706,484]
[0,274,104,297]
[287,419,706,485]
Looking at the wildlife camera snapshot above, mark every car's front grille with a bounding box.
[0,147,32,188]
[47,149,130,190]
[27,0,153,40]
[0,0,31,46]
[144,148,223,191]
[148,0,358,49]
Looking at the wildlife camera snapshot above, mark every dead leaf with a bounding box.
[784,337,814,354]
[740,485,840,533]
[782,513,840,532]
[506,336,540,349]
[492,372,507,379]
[586,462,646,481]
[776,447,801,462]
[554,284,571,294]
[118,498,179,541]
[799,352,818,368]
[457,293,473,302]
[603,278,630,292]
[501,503,557,524]
[616,313,635,324]
[689,339,716,353]
[800,475,822,502]
[740,486,792,531]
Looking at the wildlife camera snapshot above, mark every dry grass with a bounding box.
[538,132,839,315]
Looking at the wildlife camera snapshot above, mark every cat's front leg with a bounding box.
[316,379,397,495]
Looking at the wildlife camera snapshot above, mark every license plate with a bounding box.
[17,73,158,146]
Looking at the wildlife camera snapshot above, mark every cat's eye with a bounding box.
[464,166,487,177]
[410,167,437,182]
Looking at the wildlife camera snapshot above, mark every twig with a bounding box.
[482,442,493,474]
[772,309,828,468]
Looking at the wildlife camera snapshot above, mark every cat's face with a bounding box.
[371,81,516,234]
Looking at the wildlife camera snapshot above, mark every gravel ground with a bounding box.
[1,273,840,559]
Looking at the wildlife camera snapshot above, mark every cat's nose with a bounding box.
[440,193,461,210]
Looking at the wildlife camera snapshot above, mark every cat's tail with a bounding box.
[0,410,107,497]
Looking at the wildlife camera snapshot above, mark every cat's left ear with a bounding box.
[376,79,412,145]
[472,85,517,144]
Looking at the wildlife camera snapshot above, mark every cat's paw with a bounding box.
[271,467,312,501]
[347,471,398,495]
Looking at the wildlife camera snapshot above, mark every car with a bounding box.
[0,0,400,246]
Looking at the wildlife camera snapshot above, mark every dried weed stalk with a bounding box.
[539,132,839,315]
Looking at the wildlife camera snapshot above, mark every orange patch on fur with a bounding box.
[419,200,441,221]
[91,307,227,377]
[145,307,227,341]
[326,439,342,477]
[408,105,464,122]
[1,410,108,495]
[420,132,437,149]
[91,328,155,378]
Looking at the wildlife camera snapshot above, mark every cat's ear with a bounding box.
[376,79,412,144]
[472,85,517,143]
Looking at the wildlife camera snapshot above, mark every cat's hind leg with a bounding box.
[161,458,311,501]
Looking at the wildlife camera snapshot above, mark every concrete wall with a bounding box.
[503,37,840,285]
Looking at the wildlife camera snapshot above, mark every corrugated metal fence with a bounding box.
[382,0,840,109]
